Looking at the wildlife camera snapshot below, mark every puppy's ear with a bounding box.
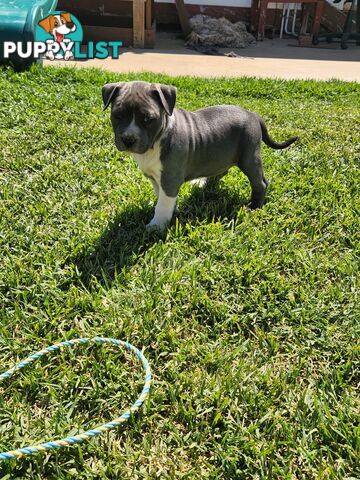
[153,84,177,116]
[38,15,54,33]
[102,82,124,111]
[60,12,72,23]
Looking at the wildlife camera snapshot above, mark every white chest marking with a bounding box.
[132,141,162,183]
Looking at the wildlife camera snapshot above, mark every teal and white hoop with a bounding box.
[0,337,152,461]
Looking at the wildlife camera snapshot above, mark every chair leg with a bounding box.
[312,0,324,36]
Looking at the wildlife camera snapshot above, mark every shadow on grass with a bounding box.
[73,204,160,287]
[74,181,247,287]
[177,179,248,226]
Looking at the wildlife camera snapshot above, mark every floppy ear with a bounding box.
[102,82,124,111]
[60,12,72,23]
[38,15,54,33]
[153,84,177,116]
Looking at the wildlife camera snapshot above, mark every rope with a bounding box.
[0,337,152,461]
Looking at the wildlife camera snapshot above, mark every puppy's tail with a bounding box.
[259,117,298,150]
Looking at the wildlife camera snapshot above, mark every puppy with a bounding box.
[102,81,297,228]
[38,13,76,60]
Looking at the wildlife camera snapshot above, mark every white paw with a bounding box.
[190,177,208,188]
[45,51,55,61]
[146,218,168,230]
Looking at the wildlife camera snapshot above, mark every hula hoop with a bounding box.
[0,337,151,461]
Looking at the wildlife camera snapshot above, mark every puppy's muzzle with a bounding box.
[121,134,137,149]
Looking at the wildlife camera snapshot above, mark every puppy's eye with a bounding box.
[112,110,123,120]
[143,115,154,124]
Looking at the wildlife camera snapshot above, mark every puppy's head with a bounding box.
[102,81,177,154]
[38,13,76,41]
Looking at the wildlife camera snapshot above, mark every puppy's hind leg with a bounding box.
[206,172,227,188]
[190,177,208,188]
[238,146,268,210]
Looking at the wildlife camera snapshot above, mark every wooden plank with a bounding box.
[321,0,346,32]
[257,0,268,39]
[145,0,152,30]
[312,0,324,36]
[144,23,156,48]
[174,0,192,37]
[250,0,259,33]
[133,0,145,48]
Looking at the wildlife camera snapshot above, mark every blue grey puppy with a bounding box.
[102,81,297,229]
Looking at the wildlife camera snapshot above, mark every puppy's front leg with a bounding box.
[149,178,159,198]
[147,187,177,229]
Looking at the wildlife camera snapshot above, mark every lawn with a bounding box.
[0,65,359,479]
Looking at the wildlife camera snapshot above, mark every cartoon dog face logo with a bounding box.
[39,13,76,42]
[38,12,76,60]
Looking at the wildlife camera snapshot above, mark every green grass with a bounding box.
[0,65,359,479]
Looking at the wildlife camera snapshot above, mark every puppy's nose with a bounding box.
[122,134,137,148]
[66,21,75,29]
